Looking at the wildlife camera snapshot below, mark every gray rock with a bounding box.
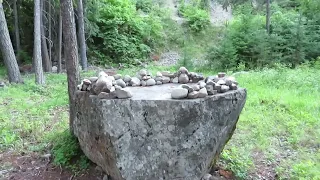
[114,74,122,80]
[156,81,162,85]
[198,81,206,89]
[142,75,152,81]
[217,80,226,85]
[98,92,116,99]
[141,80,147,87]
[187,91,198,99]
[172,77,179,84]
[162,76,171,84]
[146,79,156,86]
[52,66,58,73]
[206,80,215,86]
[218,72,226,78]
[178,67,189,74]
[114,85,122,90]
[161,71,175,78]
[230,83,238,90]
[139,69,147,76]
[103,175,109,180]
[202,173,213,180]
[221,85,230,93]
[189,72,197,78]
[106,76,115,81]
[116,79,126,88]
[171,88,188,99]
[89,77,98,83]
[123,75,132,82]
[156,72,162,77]
[130,77,141,86]
[180,84,193,93]
[74,87,247,180]
[206,85,217,95]
[154,76,163,82]
[95,76,113,94]
[178,74,189,84]
[205,76,219,83]
[198,88,208,98]
[99,71,108,77]
[116,88,133,99]
[192,85,200,91]
[214,84,221,93]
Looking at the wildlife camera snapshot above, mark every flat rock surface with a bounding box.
[114,83,239,100]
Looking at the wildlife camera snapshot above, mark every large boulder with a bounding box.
[73,84,246,180]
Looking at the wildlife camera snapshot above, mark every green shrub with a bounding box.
[179,5,210,32]
[135,0,153,13]
[206,2,320,71]
[51,130,90,170]
[86,0,164,65]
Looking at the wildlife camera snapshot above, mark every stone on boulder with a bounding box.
[73,87,246,180]
[115,88,133,99]
[146,79,156,86]
[178,74,189,84]
[171,88,188,99]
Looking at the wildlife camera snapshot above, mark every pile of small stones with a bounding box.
[77,66,238,100]
[171,71,238,99]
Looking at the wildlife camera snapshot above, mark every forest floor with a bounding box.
[0,64,319,180]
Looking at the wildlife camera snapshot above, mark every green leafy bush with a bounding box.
[86,0,164,64]
[179,4,210,32]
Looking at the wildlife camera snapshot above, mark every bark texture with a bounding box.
[60,0,80,133]
[40,0,51,72]
[77,0,88,71]
[57,10,62,73]
[0,3,23,83]
[33,0,45,84]
[266,0,271,34]
[13,0,21,63]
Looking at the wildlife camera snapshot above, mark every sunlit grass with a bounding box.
[0,65,319,179]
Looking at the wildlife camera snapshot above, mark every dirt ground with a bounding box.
[0,152,235,180]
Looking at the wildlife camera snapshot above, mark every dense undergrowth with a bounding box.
[1,64,319,179]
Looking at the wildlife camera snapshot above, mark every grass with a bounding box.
[0,65,319,179]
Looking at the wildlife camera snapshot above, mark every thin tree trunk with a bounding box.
[13,0,21,63]
[266,0,271,34]
[60,0,80,134]
[58,9,62,73]
[33,0,45,84]
[0,3,23,83]
[48,0,52,63]
[77,0,88,71]
[41,0,51,72]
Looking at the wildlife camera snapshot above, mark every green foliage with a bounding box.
[51,130,90,170]
[135,0,153,13]
[86,0,164,65]
[206,2,320,71]
[179,1,210,32]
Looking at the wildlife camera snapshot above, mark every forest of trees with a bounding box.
[0,0,319,99]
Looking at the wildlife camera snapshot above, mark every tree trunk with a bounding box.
[60,0,80,134]
[48,0,52,63]
[0,3,23,83]
[77,0,88,71]
[13,0,21,64]
[33,0,45,84]
[266,0,271,34]
[41,0,51,72]
[58,9,62,73]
